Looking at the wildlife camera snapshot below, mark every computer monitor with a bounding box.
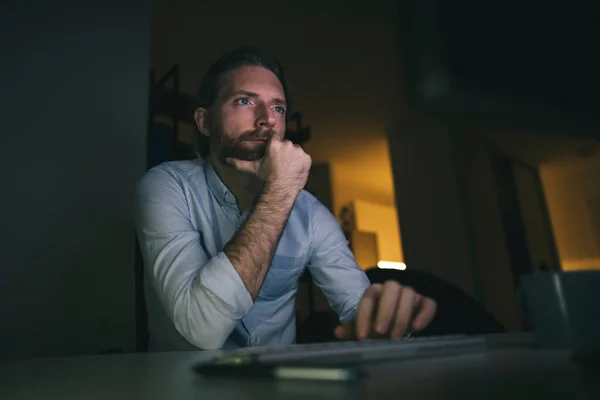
[397,0,598,137]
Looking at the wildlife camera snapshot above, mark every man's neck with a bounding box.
[209,156,261,213]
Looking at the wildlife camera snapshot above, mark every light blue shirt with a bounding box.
[135,157,370,351]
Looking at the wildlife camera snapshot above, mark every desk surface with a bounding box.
[1,335,597,400]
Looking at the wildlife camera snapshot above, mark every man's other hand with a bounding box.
[334,281,437,340]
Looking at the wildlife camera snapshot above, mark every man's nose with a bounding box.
[255,103,276,127]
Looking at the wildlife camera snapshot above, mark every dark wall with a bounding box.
[387,118,478,299]
[0,0,151,357]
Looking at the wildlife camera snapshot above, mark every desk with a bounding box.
[1,336,597,400]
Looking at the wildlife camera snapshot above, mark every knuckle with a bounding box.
[367,283,383,295]
[384,280,402,290]
[383,280,398,290]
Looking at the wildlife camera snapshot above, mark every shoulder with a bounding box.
[136,159,206,198]
[140,158,205,183]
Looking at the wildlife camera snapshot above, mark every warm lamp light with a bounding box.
[377,261,407,270]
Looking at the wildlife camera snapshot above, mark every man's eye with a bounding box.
[274,106,286,114]
[235,97,250,105]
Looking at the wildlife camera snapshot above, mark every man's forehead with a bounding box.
[219,66,284,98]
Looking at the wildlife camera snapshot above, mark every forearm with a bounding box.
[225,185,297,298]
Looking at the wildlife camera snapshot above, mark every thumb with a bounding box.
[225,157,260,174]
[334,323,356,340]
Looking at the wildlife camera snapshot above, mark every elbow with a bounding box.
[197,341,225,351]
[172,294,237,350]
[168,270,252,350]
[198,337,228,351]
[187,329,228,351]
[174,315,231,350]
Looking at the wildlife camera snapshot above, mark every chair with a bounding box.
[134,236,149,352]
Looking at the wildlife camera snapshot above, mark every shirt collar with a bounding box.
[202,157,239,211]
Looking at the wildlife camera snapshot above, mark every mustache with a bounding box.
[239,129,276,142]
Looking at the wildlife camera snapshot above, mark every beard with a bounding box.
[211,127,276,163]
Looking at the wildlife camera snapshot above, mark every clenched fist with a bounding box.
[225,136,312,195]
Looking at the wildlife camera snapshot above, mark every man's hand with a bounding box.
[226,137,311,195]
[334,281,437,340]
[221,137,311,299]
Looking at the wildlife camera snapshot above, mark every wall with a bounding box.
[353,200,403,264]
[324,137,397,216]
[458,132,523,331]
[0,0,151,357]
[540,160,600,271]
[387,118,478,300]
[512,162,561,271]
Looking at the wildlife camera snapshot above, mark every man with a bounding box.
[135,47,437,351]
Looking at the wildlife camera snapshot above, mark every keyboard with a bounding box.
[203,335,487,366]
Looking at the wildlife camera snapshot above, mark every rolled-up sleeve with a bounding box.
[307,201,371,324]
[135,167,253,350]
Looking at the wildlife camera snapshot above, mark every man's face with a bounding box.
[201,66,287,162]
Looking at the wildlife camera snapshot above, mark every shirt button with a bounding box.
[224,192,235,204]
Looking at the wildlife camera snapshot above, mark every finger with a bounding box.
[356,284,383,340]
[391,286,416,339]
[412,297,437,331]
[266,135,278,146]
[413,292,422,307]
[334,323,354,340]
[225,157,260,174]
[263,135,280,154]
[374,281,402,335]
[267,134,284,147]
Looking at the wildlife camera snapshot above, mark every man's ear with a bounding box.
[194,107,210,137]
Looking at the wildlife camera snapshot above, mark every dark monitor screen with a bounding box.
[398,0,598,135]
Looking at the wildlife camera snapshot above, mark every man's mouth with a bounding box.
[246,138,269,143]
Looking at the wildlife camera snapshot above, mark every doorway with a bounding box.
[490,152,561,290]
